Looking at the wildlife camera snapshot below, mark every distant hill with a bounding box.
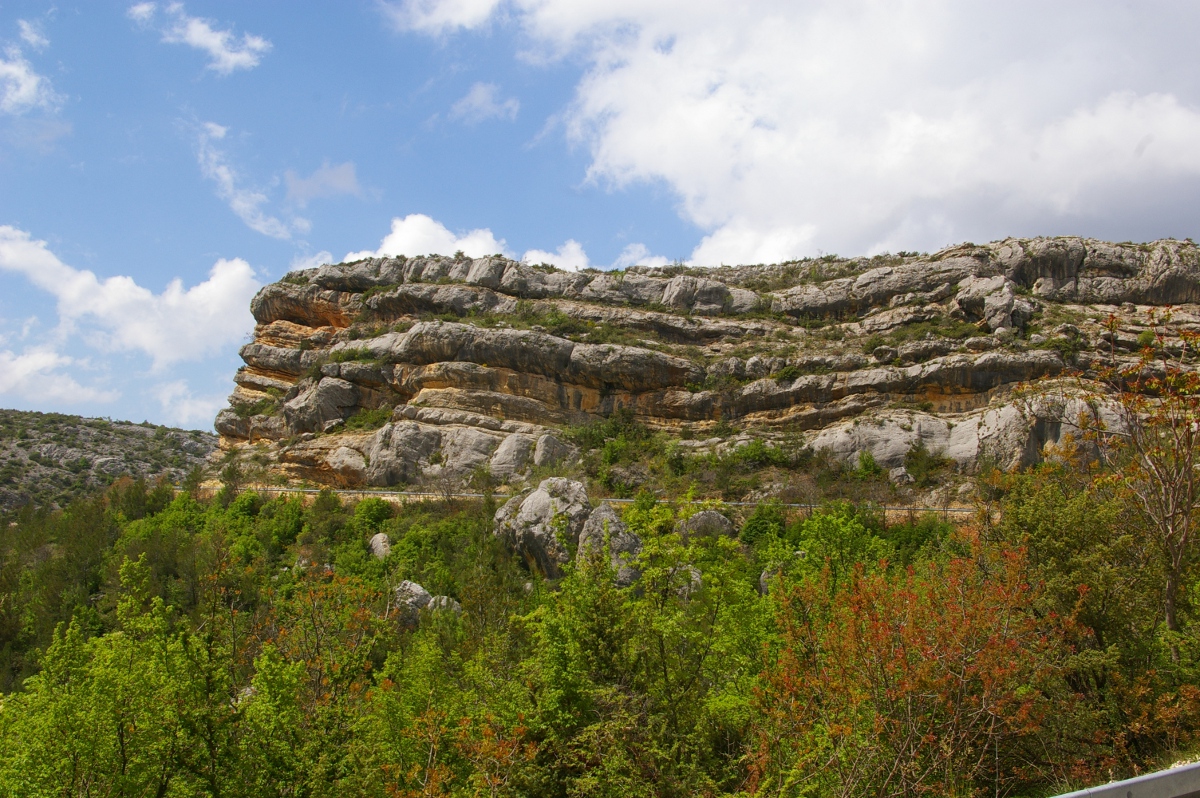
[0,409,218,511]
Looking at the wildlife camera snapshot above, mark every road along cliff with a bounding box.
[214,237,1200,494]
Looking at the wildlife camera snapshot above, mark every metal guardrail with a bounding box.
[1053,761,1200,798]
[219,485,976,515]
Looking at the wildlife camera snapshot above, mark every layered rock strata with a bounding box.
[215,237,1200,487]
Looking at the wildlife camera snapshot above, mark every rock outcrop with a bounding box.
[214,237,1200,489]
[578,502,643,586]
[494,478,592,578]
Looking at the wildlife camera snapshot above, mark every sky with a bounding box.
[2,1,1200,430]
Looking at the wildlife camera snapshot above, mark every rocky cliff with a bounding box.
[214,237,1200,497]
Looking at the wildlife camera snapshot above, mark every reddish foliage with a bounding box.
[749,542,1091,797]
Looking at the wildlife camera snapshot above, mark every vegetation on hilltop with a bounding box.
[0,409,216,511]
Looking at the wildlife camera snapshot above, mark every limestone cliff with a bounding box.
[214,237,1200,494]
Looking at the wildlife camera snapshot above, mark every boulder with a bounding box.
[578,502,643,586]
[283,378,360,433]
[954,276,1016,331]
[369,532,391,559]
[494,478,592,578]
[533,433,578,468]
[394,580,432,625]
[428,595,462,613]
[364,422,441,486]
[678,510,735,541]
[488,433,535,480]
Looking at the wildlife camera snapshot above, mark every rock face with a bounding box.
[214,238,1200,488]
[494,478,592,578]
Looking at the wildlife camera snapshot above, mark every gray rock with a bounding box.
[678,510,735,541]
[494,478,592,578]
[897,339,953,363]
[489,433,535,479]
[327,446,367,483]
[428,595,462,613]
[433,426,504,476]
[954,276,1016,331]
[364,422,442,486]
[709,356,746,380]
[394,580,432,625]
[533,433,579,468]
[888,466,915,485]
[369,532,391,559]
[284,378,360,434]
[578,502,643,586]
[873,346,898,363]
[964,336,997,352]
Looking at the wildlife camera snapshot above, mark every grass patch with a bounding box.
[343,407,392,431]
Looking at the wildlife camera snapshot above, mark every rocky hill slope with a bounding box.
[214,237,1200,501]
[0,410,217,510]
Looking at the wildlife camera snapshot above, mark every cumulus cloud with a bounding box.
[345,214,507,260]
[522,239,589,271]
[0,225,261,368]
[284,161,362,207]
[128,2,271,75]
[381,0,501,34]
[290,250,335,272]
[611,242,670,270]
[392,0,1200,262]
[0,46,60,115]
[197,122,301,239]
[154,380,228,425]
[17,21,49,51]
[450,82,520,124]
[0,347,117,404]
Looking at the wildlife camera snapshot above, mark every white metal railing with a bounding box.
[1052,760,1200,798]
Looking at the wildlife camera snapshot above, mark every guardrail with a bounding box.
[209,485,976,515]
[1053,761,1200,798]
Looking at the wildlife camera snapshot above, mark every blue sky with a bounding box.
[2,1,1200,429]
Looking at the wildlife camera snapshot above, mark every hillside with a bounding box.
[0,409,217,510]
[214,236,1200,504]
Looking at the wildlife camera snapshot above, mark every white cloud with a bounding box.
[396,0,1200,262]
[0,225,261,368]
[450,82,520,124]
[0,347,117,404]
[154,380,227,425]
[0,46,59,115]
[346,214,507,260]
[197,122,299,239]
[128,2,271,75]
[522,239,589,271]
[381,0,502,34]
[127,3,157,24]
[611,242,670,270]
[17,21,49,51]
[289,250,334,271]
[284,161,362,207]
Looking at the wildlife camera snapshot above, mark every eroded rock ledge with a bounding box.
[214,237,1200,489]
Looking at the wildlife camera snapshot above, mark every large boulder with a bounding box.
[578,502,642,586]
[284,378,360,433]
[489,433,535,480]
[369,532,391,559]
[494,478,591,578]
[394,580,432,625]
[533,433,579,469]
[678,510,735,541]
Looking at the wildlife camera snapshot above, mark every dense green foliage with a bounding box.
[0,456,1198,796]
